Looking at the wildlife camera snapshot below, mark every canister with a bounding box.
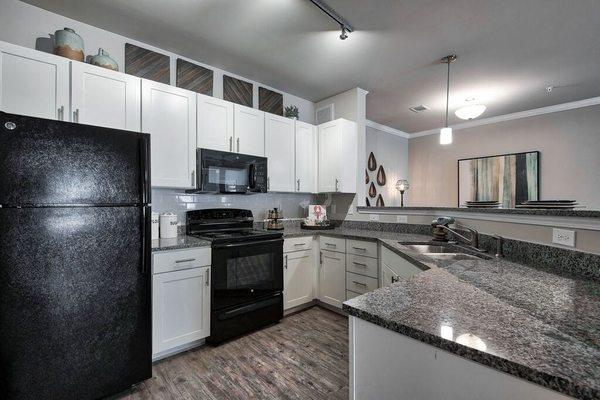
[159,212,178,239]
[151,212,160,240]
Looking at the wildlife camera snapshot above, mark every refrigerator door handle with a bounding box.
[139,136,151,204]
[141,206,151,274]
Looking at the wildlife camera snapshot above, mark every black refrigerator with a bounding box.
[0,112,152,399]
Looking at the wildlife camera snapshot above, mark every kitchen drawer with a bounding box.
[346,254,378,279]
[346,239,378,258]
[284,236,313,253]
[346,272,379,295]
[153,247,211,274]
[346,290,362,301]
[319,236,346,253]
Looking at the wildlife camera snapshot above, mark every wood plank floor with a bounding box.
[112,306,349,400]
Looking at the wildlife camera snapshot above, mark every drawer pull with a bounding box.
[353,262,367,267]
[294,243,306,246]
[325,243,336,247]
[175,258,196,263]
[352,246,367,251]
[352,281,367,287]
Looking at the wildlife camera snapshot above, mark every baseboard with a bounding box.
[152,338,206,363]
[284,299,318,316]
[315,300,348,316]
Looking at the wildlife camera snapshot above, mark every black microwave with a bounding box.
[191,148,267,194]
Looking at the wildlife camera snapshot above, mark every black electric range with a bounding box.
[186,209,283,344]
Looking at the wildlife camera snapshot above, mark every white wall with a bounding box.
[366,126,409,207]
[0,0,315,123]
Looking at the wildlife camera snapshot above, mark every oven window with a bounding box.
[207,166,248,186]
[226,253,274,289]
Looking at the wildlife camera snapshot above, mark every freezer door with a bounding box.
[0,206,152,400]
[0,112,150,205]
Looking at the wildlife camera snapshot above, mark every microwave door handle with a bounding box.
[248,163,257,189]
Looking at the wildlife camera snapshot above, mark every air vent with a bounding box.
[409,105,428,113]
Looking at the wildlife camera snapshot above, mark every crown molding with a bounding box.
[366,119,410,138]
[409,96,600,139]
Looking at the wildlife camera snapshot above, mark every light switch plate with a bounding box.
[552,228,576,247]
[369,214,379,222]
[396,215,408,223]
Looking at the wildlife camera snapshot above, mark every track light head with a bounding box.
[339,26,348,40]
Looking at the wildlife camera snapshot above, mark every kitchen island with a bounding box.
[343,241,599,400]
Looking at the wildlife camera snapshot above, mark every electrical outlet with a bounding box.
[369,214,379,222]
[552,228,575,247]
[396,215,408,223]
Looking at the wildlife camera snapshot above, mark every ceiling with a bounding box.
[23,0,600,133]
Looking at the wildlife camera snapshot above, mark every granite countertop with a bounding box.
[151,235,210,252]
[342,239,600,400]
[357,206,600,218]
[280,226,432,243]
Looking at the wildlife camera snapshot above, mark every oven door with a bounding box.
[211,238,283,310]
[198,149,267,193]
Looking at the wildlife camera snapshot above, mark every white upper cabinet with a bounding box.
[71,62,140,131]
[0,41,69,121]
[295,120,317,193]
[318,118,358,193]
[265,113,295,192]
[197,94,234,152]
[141,79,196,188]
[233,104,265,156]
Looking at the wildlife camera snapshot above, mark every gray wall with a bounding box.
[408,105,600,209]
[151,189,315,225]
[366,126,409,207]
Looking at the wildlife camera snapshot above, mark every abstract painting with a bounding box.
[176,59,213,95]
[125,43,169,84]
[259,87,283,115]
[458,151,539,208]
[223,75,253,107]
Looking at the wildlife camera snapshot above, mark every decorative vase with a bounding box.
[376,165,387,186]
[368,182,377,198]
[90,48,118,71]
[54,27,84,61]
[367,152,377,171]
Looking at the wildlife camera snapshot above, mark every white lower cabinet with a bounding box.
[152,248,211,359]
[283,249,315,310]
[380,245,424,287]
[319,249,346,308]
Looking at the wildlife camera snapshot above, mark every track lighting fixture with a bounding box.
[340,26,348,40]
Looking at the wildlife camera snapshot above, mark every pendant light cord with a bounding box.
[445,58,450,128]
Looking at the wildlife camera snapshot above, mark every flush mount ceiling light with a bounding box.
[309,0,354,40]
[455,104,486,120]
[440,54,457,145]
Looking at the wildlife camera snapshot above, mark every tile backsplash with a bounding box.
[151,189,317,224]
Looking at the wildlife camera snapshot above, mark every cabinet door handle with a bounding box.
[353,261,367,267]
[352,281,367,287]
[229,136,233,151]
[205,269,210,286]
[175,258,196,263]
[294,243,306,247]
[335,178,339,192]
[297,179,300,191]
[237,137,240,152]
[73,109,79,123]
[284,254,288,269]
[191,170,195,186]
[57,106,64,121]
[319,251,323,264]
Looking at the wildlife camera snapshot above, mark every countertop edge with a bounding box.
[357,206,600,218]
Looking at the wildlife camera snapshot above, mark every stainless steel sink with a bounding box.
[403,243,488,261]
[421,253,482,261]
[405,244,455,253]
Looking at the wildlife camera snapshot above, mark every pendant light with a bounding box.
[440,54,457,145]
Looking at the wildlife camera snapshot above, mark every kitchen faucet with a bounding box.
[431,217,487,253]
